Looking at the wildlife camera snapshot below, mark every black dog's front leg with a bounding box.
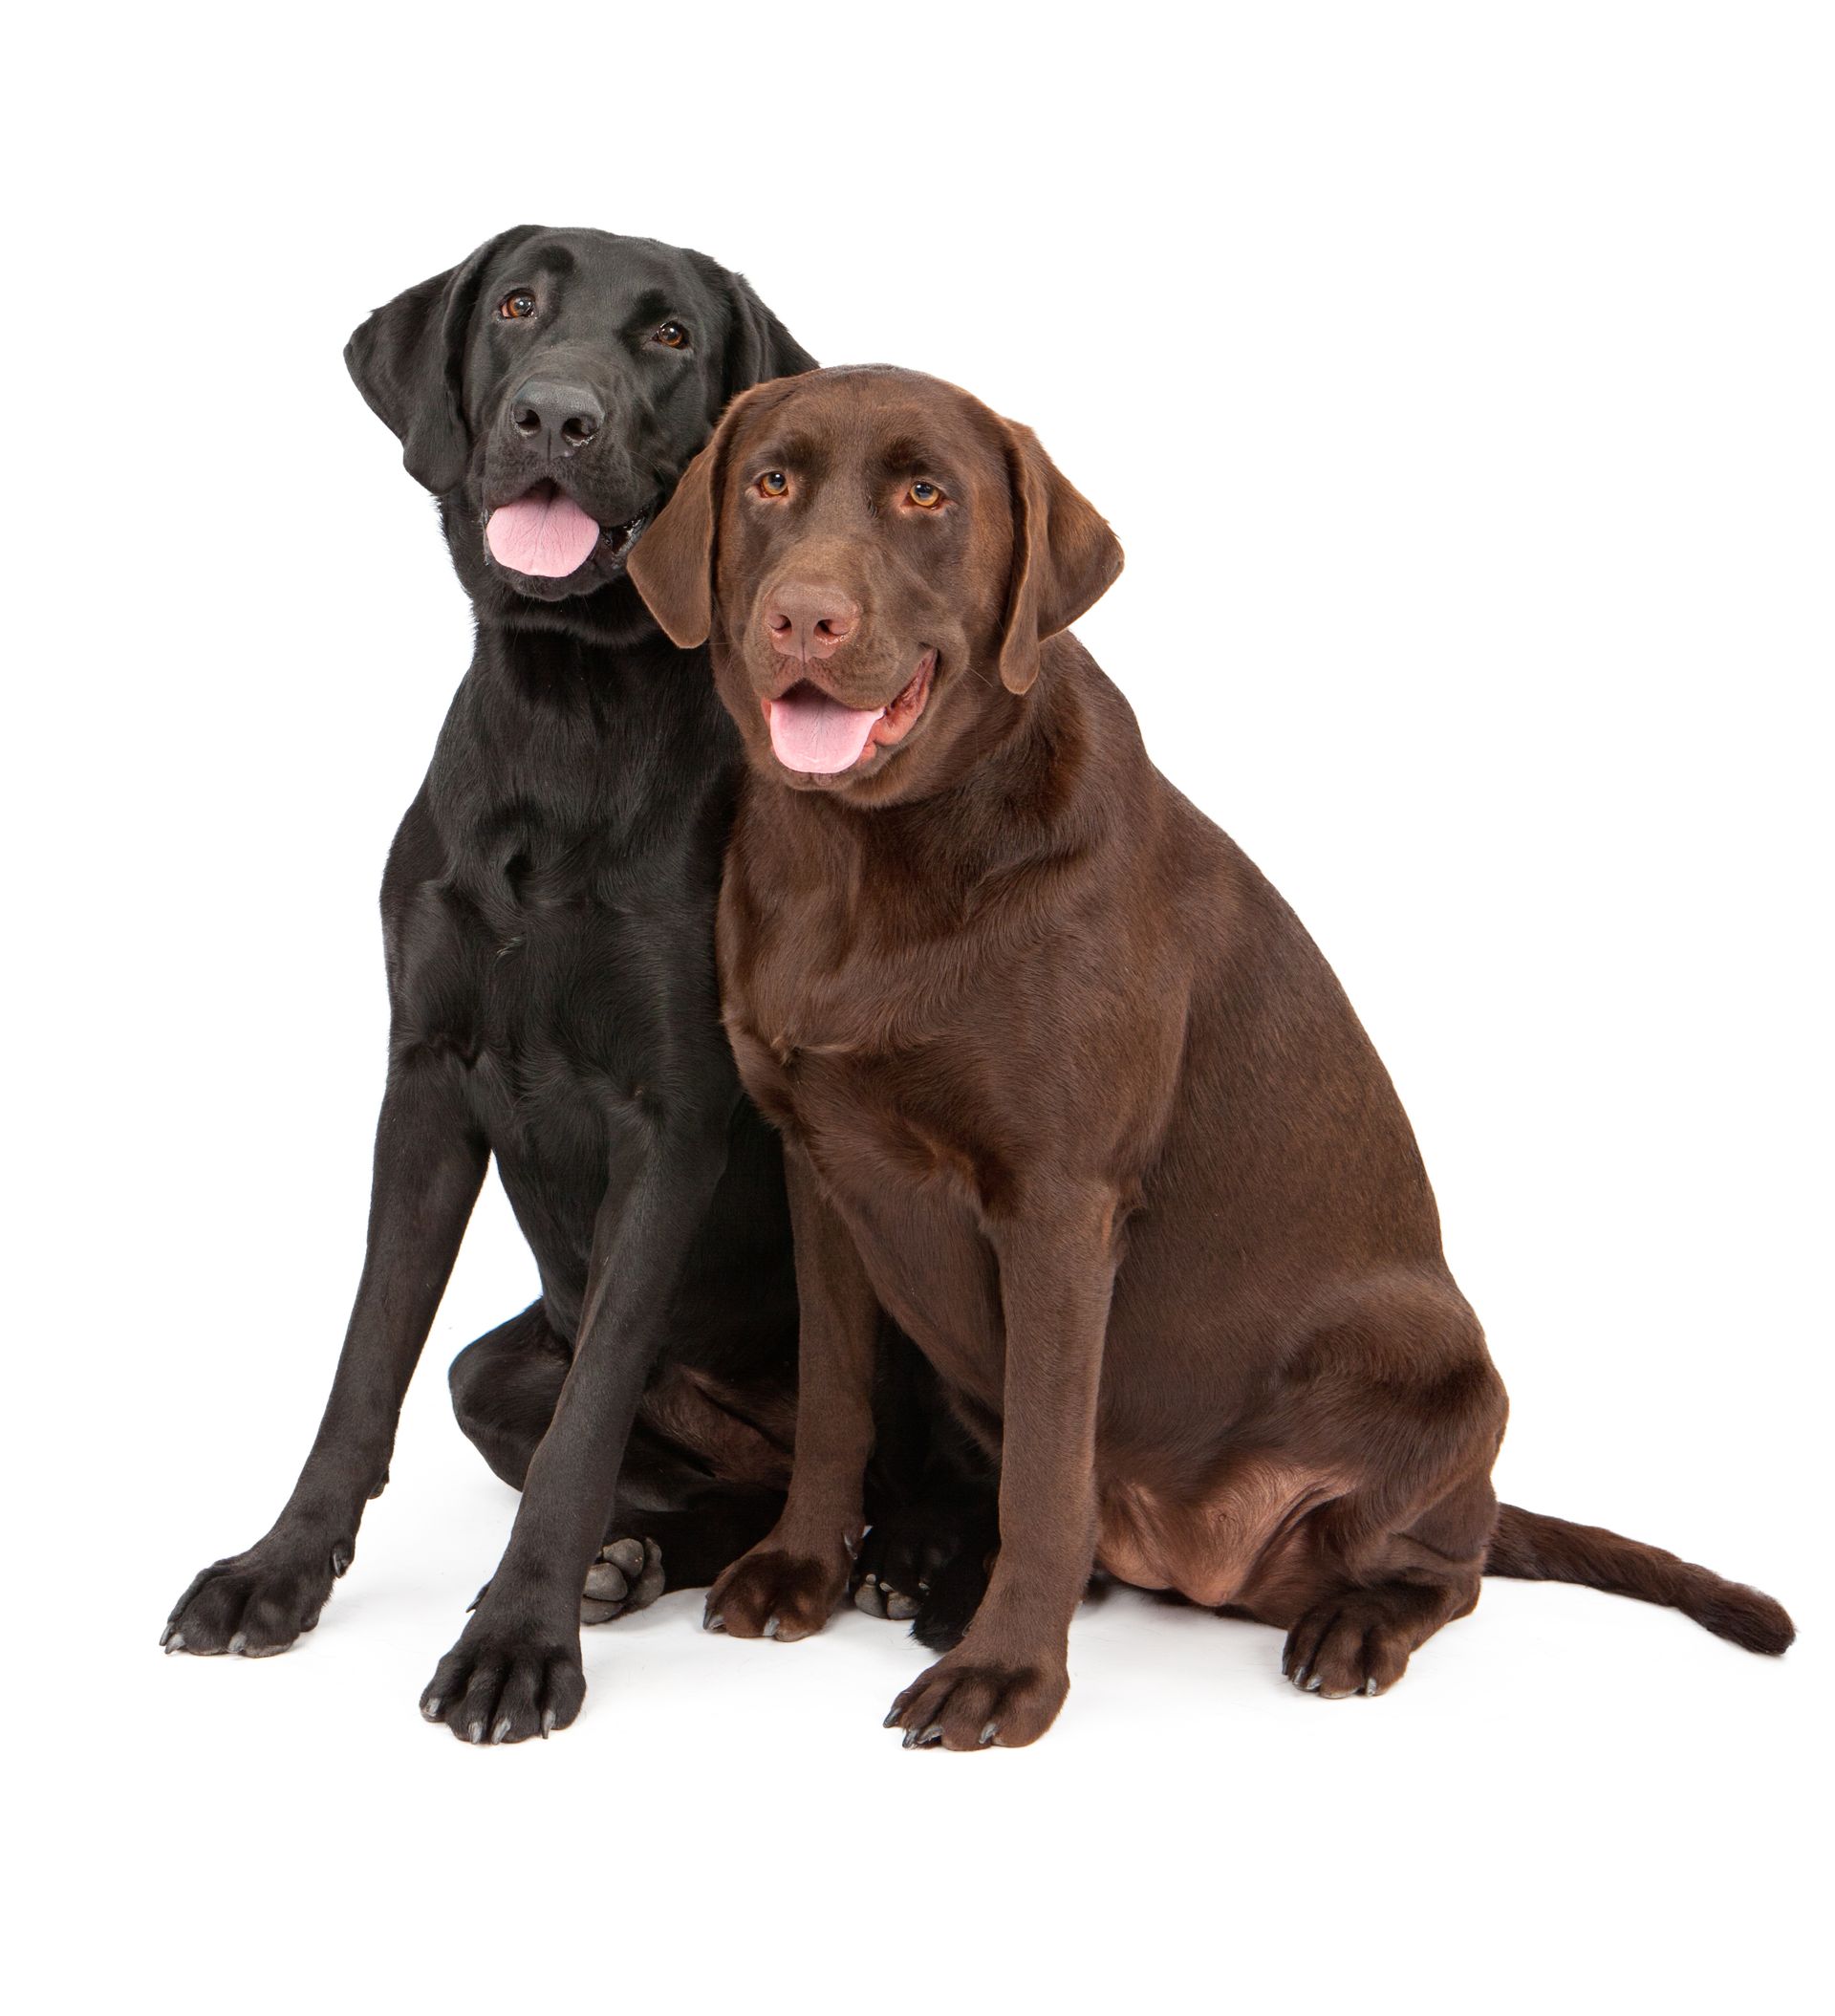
[420,1112,730,1743]
[163,1053,487,1657]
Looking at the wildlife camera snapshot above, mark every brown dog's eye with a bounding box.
[498,292,537,321]
[758,470,789,498]
[908,481,945,509]
[653,321,690,349]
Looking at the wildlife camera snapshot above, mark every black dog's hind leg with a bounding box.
[421,1105,733,1743]
[164,1054,487,1657]
[448,1302,572,1490]
[853,1498,1001,1652]
[854,1327,1001,1651]
[451,1312,783,1623]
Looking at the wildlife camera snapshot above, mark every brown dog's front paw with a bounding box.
[704,1546,847,1642]
[884,1651,1069,1751]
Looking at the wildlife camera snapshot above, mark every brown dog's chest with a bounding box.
[727,954,1011,1208]
[721,881,1025,1409]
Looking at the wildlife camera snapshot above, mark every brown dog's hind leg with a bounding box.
[1281,1567,1481,1698]
[1241,1284,1506,1700]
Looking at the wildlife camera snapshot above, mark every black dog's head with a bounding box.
[346,226,813,632]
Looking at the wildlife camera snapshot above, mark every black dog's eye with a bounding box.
[652,321,690,349]
[758,470,789,498]
[498,292,537,321]
[907,481,945,509]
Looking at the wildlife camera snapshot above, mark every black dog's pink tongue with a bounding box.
[486,489,600,576]
[766,687,885,773]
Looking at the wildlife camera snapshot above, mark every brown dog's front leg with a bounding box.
[886,1187,1116,1750]
[704,1145,878,1642]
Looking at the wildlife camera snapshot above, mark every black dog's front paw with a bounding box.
[420,1618,586,1745]
[163,1535,352,1658]
[580,1536,665,1625]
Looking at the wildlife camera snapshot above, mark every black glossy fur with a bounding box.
[164,228,991,1741]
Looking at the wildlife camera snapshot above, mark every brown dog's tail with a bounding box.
[1484,1504,1794,1655]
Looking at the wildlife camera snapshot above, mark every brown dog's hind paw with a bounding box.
[703,1546,847,1642]
[1282,1594,1419,1700]
[884,1652,1069,1751]
[579,1536,665,1626]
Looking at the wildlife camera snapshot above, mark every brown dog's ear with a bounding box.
[996,423,1125,695]
[345,226,541,494]
[629,433,720,647]
[630,381,779,649]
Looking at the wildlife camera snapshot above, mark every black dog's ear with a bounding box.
[995,422,1125,696]
[721,271,817,403]
[629,380,783,650]
[344,226,540,493]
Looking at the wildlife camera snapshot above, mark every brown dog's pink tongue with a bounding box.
[486,488,601,577]
[766,687,885,774]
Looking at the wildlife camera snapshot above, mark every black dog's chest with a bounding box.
[401,828,712,1075]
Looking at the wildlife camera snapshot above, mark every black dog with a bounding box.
[164,228,991,1742]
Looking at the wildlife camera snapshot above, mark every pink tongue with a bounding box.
[766,687,885,774]
[486,488,601,577]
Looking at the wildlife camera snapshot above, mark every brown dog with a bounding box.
[628,364,1794,1749]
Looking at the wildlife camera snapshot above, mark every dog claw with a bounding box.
[165,1634,184,1655]
[541,1708,556,1737]
[491,1718,513,1745]
[704,1611,725,1634]
[160,1624,174,1648]
[1365,1677,1379,1697]
[227,1633,247,1656]
[1305,1673,1323,1692]
[421,1696,443,1722]
[763,1616,780,1639]
[331,1546,353,1578]
[467,1720,486,1745]
[979,1721,1001,1746]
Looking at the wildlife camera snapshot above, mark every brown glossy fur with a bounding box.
[629,365,1793,1749]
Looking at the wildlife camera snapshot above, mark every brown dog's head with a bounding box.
[628,366,1122,800]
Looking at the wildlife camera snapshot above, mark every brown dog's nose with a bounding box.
[765,582,858,660]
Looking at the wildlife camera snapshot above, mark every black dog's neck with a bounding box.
[429,581,738,878]
[474,602,682,704]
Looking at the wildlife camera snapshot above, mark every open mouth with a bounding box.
[763,651,937,776]
[484,481,648,579]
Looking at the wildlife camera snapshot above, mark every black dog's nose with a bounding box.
[508,379,604,454]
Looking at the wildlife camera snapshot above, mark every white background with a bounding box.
[7,5,1828,2011]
